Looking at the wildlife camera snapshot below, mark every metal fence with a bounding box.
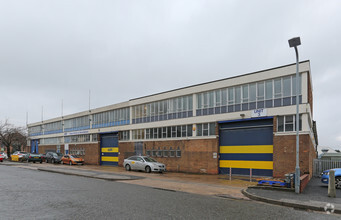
[313,159,341,177]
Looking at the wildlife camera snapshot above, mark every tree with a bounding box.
[0,120,27,158]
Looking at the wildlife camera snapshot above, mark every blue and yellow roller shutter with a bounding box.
[100,133,119,166]
[219,118,273,177]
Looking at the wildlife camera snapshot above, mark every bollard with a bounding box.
[328,170,336,198]
[229,167,232,181]
[250,168,252,182]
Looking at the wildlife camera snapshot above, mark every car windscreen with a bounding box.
[144,157,157,162]
[71,155,80,158]
[57,153,63,156]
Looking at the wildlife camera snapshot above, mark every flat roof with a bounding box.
[130,60,310,101]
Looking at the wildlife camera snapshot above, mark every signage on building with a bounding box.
[251,108,267,118]
[64,130,89,136]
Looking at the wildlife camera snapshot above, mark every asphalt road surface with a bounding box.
[0,166,338,220]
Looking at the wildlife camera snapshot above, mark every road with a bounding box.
[0,166,338,219]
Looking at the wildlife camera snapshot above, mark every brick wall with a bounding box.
[273,134,317,178]
[119,138,219,174]
[38,142,100,165]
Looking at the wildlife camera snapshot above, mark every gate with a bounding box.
[313,159,341,177]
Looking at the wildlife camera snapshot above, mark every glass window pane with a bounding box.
[203,123,209,136]
[257,82,264,100]
[283,76,291,97]
[249,83,256,102]
[285,115,294,131]
[221,89,227,105]
[209,123,216,136]
[187,125,193,136]
[228,88,234,105]
[242,85,249,103]
[197,124,202,136]
[209,91,214,107]
[215,90,221,106]
[188,96,193,111]
[274,78,282,98]
[278,116,284,132]
[265,80,273,100]
[235,87,241,104]
[197,94,202,109]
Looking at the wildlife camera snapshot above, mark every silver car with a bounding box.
[123,156,166,173]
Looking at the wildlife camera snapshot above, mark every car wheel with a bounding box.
[336,177,341,189]
[69,161,72,166]
[125,164,131,171]
[145,166,151,173]
[40,161,42,164]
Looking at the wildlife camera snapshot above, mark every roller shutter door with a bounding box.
[100,133,119,166]
[219,119,273,177]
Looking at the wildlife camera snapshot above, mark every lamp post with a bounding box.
[288,37,301,194]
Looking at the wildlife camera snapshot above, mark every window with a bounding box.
[235,87,241,104]
[176,147,181,157]
[277,115,302,132]
[196,123,216,136]
[242,85,249,103]
[274,78,282,98]
[170,147,175,157]
[257,82,265,100]
[283,76,291,97]
[163,147,169,157]
[157,147,162,157]
[249,83,256,102]
[265,80,273,100]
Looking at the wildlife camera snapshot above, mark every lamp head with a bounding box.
[288,37,301,48]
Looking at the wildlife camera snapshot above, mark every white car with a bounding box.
[123,156,166,173]
[0,152,8,160]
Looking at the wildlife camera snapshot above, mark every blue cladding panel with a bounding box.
[219,167,273,176]
[220,127,273,146]
[101,161,118,166]
[220,153,273,161]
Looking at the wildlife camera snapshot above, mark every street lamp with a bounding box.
[288,37,301,194]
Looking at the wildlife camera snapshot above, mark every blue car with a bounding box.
[321,168,341,189]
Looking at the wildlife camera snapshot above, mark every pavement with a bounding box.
[1,160,341,215]
[242,177,341,214]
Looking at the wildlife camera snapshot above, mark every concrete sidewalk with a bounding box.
[1,161,256,200]
[242,178,341,214]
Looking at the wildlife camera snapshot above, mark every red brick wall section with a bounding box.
[273,134,317,179]
[119,139,219,174]
[38,143,100,165]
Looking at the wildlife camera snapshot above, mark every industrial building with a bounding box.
[27,61,318,178]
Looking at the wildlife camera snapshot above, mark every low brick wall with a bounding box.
[300,174,310,193]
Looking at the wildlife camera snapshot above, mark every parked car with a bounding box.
[27,153,43,163]
[11,151,29,162]
[123,156,166,173]
[321,168,341,189]
[0,152,8,160]
[0,155,3,162]
[45,152,63,164]
[61,154,84,165]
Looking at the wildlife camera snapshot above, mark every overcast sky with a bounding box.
[0,1,340,149]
